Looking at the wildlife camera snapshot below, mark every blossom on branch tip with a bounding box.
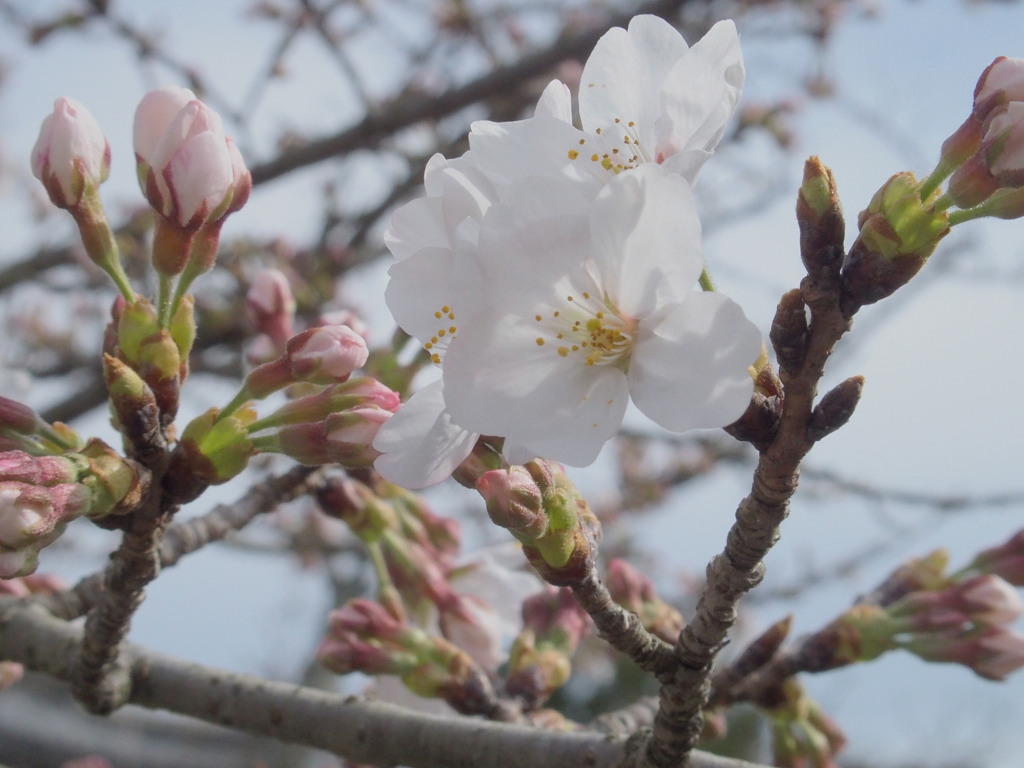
[31,97,110,210]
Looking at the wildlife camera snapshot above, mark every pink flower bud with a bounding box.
[969,529,1024,585]
[959,574,1024,625]
[0,477,91,577]
[0,397,43,436]
[521,587,590,650]
[974,57,1024,121]
[439,595,504,671]
[982,101,1024,184]
[133,87,242,229]
[477,466,545,539]
[286,324,369,383]
[31,97,109,209]
[246,268,296,346]
[908,626,1024,681]
[606,558,656,612]
[270,406,390,467]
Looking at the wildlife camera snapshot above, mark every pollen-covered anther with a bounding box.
[422,304,458,364]
[533,293,637,368]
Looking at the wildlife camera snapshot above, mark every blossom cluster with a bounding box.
[373,16,763,488]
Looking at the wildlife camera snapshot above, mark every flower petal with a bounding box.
[578,15,690,147]
[443,311,629,466]
[629,291,761,431]
[372,380,479,489]
[655,19,744,181]
[590,165,704,317]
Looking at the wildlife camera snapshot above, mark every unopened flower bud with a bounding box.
[31,97,109,210]
[606,558,685,642]
[0,452,93,577]
[477,466,546,539]
[134,88,235,231]
[841,172,949,310]
[973,56,1024,122]
[244,325,370,398]
[967,529,1024,585]
[905,626,1024,681]
[247,268,296,347]
[264,406,391,467]
[796,156,845,284]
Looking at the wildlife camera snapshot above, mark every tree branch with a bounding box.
[0,602,774,768]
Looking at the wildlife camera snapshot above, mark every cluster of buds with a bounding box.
[0,446,146,577]
[476,460,600,586]
[798,57,1024,313]
[104,293,196,429]
[317,478,538,676]
[792,547,1024,682]
[506,587,590,708]
[162,322,395,501]
[768,679,846,768]
[605,558,685,643]
[317,598,486,706]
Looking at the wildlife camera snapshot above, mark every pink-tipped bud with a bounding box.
[271,406,391,467]
[477,466,546,540]
[286,324,369,383]
[31,97,110,210]
[969,529,1024,585]
[890,574,1023,631]
[907,626,1024,681]
[974,56,1024,122]
[316,309,371,342]
[133,87,242,229]
[0,465,92,577]
[520,587,590,651]
[246,268,296,346]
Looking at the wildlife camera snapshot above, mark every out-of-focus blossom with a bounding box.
[247,268,296,348]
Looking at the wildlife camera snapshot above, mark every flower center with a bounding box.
[533,291,637,368]
[565,118,651,175]
[422,304,458,365]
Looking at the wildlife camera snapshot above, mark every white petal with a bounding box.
[444,311,629,466]
[468,116,604,195]
[534,80,573,122]
[656,20,744,180]
[590,165,704,316]
[373,381,479,489]
[384,246,460,342]
[474,179,593,311]
[629,291,761,432]
[385,196,448,261]
[578,15,689,147]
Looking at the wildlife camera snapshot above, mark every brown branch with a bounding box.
[571,571,676,677]
[32,464,325,621]
[636,159,857,766]
[0,602,774,768]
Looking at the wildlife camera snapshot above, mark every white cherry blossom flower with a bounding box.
[372,153,501,487]
[442,164,761,466]
[468,16,744,194]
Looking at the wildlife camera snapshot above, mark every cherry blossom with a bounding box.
[372,153,502,488]
[442,165,760,466]
[468,16,744,195]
